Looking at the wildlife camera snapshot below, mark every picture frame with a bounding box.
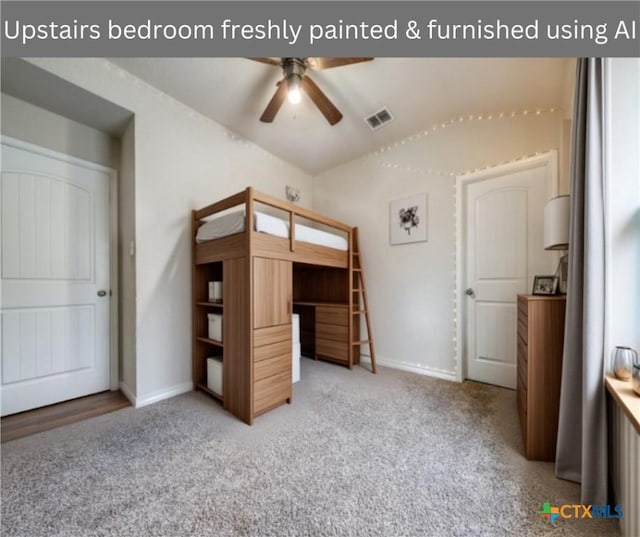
[389,193,428,245]
[532,275,559,296]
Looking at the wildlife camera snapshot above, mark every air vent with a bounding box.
[365,108,394,131]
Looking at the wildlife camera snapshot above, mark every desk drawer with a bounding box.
[316,337,348,361]
[316,322,348,342]
[317,306,348,326]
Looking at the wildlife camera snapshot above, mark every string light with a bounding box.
[104,60,296,170]
[359,107,561,164]
[106,60,562,180]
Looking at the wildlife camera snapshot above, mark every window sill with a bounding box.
[605,375,640,435]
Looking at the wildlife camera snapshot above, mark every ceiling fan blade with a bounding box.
[260,80,287,123]
[248,57,281,67]
[307,57,374,70]
[300,76,343,126]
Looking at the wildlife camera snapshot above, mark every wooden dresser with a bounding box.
[517,294,566,461]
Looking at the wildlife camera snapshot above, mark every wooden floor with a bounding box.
[1,391,131,443]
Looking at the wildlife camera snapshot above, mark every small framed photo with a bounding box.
[532,275,559,296]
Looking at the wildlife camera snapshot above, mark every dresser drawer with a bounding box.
[254,353,291,382]
[316,338,348,361]
[316,322,348,342]
[517,317,528,345]
[517,337,528,385]
[317,306,348,326]
[254,324,291,347]
[518,296,528,320]
[254,370,291,414]
[517,384,528,446]
[254,338,291,362]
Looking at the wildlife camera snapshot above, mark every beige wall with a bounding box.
[313,112,563,377]
[1,93,120,169]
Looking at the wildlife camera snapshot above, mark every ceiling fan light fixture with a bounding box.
[287,74,302,104]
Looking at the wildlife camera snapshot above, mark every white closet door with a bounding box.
[1,142,111,416]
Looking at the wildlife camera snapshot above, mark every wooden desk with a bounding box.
[293,302,359,367]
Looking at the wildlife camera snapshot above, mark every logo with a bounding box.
[538,502,561,524]
[538,502,623,524]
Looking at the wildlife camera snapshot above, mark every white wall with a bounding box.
[119,119,136,394]
[313,112,563,377]
[604,58,640,364]
[604,60,640,537]
[26,58,313,405]
[1,93,120,169]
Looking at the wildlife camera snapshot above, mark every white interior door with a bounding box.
[464,161,553,389]
[1,141,111,416]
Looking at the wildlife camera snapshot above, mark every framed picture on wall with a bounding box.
[390,193,428,245]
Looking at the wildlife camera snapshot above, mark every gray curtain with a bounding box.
[555,58,608,504]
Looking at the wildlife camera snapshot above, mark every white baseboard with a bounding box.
[119,381,193,408]
[359,355,458,382]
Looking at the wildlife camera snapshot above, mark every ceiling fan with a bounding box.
[249,57,373,125]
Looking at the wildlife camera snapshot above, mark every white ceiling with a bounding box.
[111,58,570,174]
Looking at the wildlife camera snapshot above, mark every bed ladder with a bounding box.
[350,228,377,373]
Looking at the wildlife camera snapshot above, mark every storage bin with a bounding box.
[208,313,223,342]
[208,281,223,303]
[207,357,223,395]
[292,342,301,383]
[292,313,300,343]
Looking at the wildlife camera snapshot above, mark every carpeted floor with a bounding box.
[1,359,620,536]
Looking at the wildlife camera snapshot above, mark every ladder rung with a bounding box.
[353,288,363,292]
[352,268,362,272]
[352,340,371,345]
[352,310,367,315]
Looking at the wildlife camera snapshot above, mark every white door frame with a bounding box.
[1,135,120,392]
[455,150,558,383]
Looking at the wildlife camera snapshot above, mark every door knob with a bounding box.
[465,288,475,297]
[97,290,107,297]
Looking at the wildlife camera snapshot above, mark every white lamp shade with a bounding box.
[544,195,570,250]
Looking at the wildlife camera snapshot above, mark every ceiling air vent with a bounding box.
[365,108,394,131]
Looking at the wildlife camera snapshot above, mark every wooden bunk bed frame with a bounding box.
[193,187,352,268]
[192,187,369,424]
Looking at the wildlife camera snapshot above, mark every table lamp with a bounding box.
[544,195,570,294]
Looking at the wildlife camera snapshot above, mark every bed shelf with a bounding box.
[196,383,223,401]
[196,302,224,308]
[196,337,223,347]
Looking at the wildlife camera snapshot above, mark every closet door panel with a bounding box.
[253,257,292,328]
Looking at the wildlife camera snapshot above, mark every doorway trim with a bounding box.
[454,150,558,383]
[1,135,120,392]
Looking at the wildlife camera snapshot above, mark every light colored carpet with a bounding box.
[1,359,620,536]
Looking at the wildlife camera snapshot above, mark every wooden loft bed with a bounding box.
[191,187,375,425]
[193,187,352,268]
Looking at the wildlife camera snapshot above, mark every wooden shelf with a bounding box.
[196,302,224,308]
[196,383,223,401]
[196,337,224,347]
[605,375,640,435]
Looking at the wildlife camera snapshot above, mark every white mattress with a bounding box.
[196,210,348,251]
